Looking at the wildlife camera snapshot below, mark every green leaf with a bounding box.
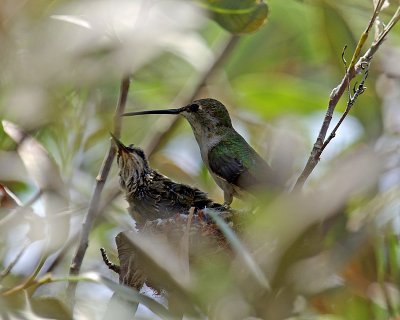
[200,0,269,34]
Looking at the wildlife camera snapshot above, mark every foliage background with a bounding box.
[0,0,400,319]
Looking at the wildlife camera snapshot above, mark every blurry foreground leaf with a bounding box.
[2,121,70,252]
[115,231,201,316]
[200,0,269,34]
[37,272,175,319]
[103,293,138,320]
[30,297,71,320]
[206,208,270,290]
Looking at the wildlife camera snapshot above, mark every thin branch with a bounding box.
[293,5,399,190]
[320,66,369,153]
[363,6,400,60]
[144,34,240,156]
[67,76,131,302]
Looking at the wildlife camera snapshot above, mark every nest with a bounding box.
[102,208,240,292]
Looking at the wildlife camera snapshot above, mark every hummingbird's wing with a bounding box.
[208,139,275,191]
[150,173,214,216]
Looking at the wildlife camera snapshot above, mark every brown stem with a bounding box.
[293,68,354,190]
[321,68,369,153]
[67,76,131,302]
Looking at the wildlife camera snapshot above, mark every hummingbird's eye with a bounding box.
[188,103,199,112]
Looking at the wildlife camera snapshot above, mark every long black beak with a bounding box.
[109,132,130,153]
[122,107,185,117]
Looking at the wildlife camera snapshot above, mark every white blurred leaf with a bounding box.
[248,147,381,278]
[0,151,29,183]
[50,15,92,29]
[14,0,210,86]
[2,121,70,251]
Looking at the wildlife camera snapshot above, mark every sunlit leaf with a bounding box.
[200,0,269,34]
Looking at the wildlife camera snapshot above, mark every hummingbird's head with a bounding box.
[121,98,233,143]
[110,133,150,191]
[122,98,232,128]
[180,98,232,129]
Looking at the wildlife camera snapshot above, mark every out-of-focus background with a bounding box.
[1,0,400,319]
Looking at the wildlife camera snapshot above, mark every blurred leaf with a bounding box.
[206,208,270,290]
[115,231,201,316]
[50,15,91,29]
[2,121,70,251]
[2,121,66,196]
[30,297,71,320]
[320,2,357,70]
[201,0,269,34]
[51,272,176,319]
[233,73,329,118]
[103,293,138,320]
[0,150,29,184]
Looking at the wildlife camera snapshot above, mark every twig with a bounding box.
[293,5,399,190]
[100,248,120,274]
[362,6,400,61]
[67,76,131,302]
[144,35,239,156]
[320,66,369,153]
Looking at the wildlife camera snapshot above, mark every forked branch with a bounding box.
[293,4,399,190]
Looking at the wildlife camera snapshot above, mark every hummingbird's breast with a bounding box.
[195,132,223,165]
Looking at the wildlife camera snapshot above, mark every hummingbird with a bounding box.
[110,133,230,225]
[122,98,281,205]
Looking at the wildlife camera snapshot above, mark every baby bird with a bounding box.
[111,134,227,225]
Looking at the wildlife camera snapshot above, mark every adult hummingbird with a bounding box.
[110,133,230,225]
[123,98,281,205]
